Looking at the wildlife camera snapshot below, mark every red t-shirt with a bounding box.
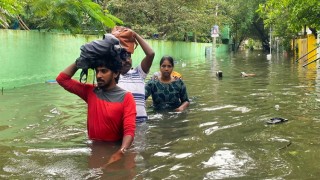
[56,72,136,141]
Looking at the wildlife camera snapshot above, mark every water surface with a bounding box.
[1,50,320,179]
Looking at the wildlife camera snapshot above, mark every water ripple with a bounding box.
[27,148,90,155]
[154,152,170,157]
[201,105,236,111]
[203,149,254,179]
[203,122,242,135]
[174,153,193,159]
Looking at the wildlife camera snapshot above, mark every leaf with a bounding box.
[288,151,298,156]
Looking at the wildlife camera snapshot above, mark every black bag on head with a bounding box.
[75,34,126,83]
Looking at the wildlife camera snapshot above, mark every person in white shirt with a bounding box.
[116,29,155,123]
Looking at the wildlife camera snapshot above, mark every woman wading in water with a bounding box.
[145,56,190,112]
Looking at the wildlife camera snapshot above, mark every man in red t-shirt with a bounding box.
[56,54,136,165]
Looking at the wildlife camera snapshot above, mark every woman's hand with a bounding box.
[175,105,187,112]
[175,107,184,112]
[175,101,190,112]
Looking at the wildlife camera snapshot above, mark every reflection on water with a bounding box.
[1,50,320,179]
[203,149,254,179]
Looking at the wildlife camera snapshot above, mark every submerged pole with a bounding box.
[212,37,216,57]
[1,87,3,95]
[212,5,218,58]
[270,26,272,55]
[267,26,272,59]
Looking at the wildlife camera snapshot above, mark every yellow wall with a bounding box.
[295,36,317,67]
[299,38,308,61]
[307,34,317,69]
[295,35,317,81]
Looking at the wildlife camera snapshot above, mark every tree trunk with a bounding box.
[253,22,269,52]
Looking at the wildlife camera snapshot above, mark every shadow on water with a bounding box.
[1,50,320,179]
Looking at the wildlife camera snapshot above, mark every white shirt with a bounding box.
[118,64,148,123]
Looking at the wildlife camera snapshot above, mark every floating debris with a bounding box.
[266,117,288,125]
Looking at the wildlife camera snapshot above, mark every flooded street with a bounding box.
[1,50,320,179]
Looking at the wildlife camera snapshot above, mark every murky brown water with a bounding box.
[1,50,320,179]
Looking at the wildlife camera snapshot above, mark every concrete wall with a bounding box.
[1,30,219,89]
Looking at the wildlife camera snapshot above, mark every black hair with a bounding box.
[93,55,123,83]
[119,48,131,60]
[160,56,174,67]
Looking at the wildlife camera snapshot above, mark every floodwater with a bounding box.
[1,50,320,179]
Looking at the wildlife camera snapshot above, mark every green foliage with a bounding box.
[1,0,122,34]
[248,38,255,48]
[0,0,23,28]
[107,0,217,41]
[104,0,269,46]
[24,0,123,34]
[257,0,320,37]
[257,0,320,51]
